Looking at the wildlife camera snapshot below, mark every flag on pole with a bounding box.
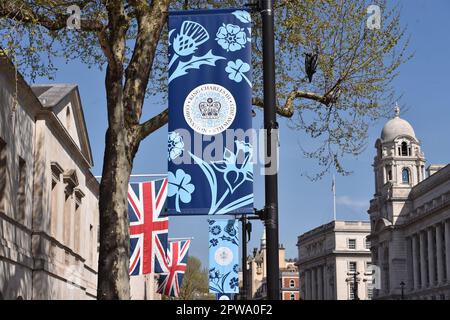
[208,219,239,294]
[332,174,337,221]
[157,240,191,297]
[166,9,254,216]
[128,179,169,275]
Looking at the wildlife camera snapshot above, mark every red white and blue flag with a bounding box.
[157,240,191,297]
[128,179,169,275]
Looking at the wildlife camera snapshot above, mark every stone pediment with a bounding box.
[31,84,94,167]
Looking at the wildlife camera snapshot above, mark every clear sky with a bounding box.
[30,0,450,267]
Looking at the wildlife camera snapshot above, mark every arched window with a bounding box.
[289,279,295,288]
[402,168,410,184]
[290,293,296,300]
[401,142,408,156]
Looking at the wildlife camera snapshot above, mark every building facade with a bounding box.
[0,57,100,299]
[246,232,300,300]
[297,220,373,300]
[368,106,450,300]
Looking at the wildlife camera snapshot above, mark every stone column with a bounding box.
[317,266,323,300]
[412,234,420,290]
[445,220,450,283]
[427,227,436,286]
[436,223,445,285]
[305,269,311,300]
[311,268,317,300]
[420,231,427,288]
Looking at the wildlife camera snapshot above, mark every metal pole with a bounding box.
[241,216,248,300]
[260,0,280,300]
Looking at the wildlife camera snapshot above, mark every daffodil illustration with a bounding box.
[211,140,253,194]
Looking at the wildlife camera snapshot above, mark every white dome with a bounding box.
[380,107,416,142]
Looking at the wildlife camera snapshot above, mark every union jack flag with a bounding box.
[128,179,169,275]
[157,240,191,297]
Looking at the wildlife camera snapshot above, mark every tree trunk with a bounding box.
[97,126,134,300]
[98,124,132,300]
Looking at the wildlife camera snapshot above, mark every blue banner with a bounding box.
[166,9,253,216]
[208,219,239,294]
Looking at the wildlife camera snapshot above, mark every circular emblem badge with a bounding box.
[214,246,233,266]
[183,84,236,135]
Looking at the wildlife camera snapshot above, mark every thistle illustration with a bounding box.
[169,21,209,69]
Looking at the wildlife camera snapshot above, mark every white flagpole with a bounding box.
[168,237,194,241]
[333,174,337,221]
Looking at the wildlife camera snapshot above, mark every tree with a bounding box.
[0,0,409,299]
[178,256,211,300]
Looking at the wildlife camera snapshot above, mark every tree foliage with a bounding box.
[178,256,211,300]
[0,0,410,299]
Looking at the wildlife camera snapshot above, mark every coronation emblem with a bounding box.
[183,84,236,135]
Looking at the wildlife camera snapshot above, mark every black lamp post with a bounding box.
[347,271,360,300]
[400,281,405,300]
[260,0,280,300]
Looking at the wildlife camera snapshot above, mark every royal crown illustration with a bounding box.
[199,97,221,119]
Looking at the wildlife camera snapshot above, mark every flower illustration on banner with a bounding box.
[229,277,239,289]
[189,140,253,215]
[232,10,251,24]
[211,225,222,236]
[225,59,252,87]
[168,169,195,212]
[169,21,225,83]
[233,264,239,274]
[215,24,247,52]
[170,20,209,68]
[211,140,253,194]
[168,131,184,161]
[224,221,237,237]
[209,238,218,248]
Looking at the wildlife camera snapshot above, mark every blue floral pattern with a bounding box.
[168,131,184,161]
[209,219,239,294]
[168,169,195,212]
[167,10,253,216]
[225,59,252,87]
[215,24,247,52]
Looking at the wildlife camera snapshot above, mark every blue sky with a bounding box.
[30,0,450,267]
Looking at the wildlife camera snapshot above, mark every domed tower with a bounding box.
[372,106,426,223]
[368,105,426,299]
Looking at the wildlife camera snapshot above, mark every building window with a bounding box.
[347,239,356,250]
[290,293,295,300]
[17,157,26,224]
[348,261,357,273]
[0,139,6,212]
[365,238,371,249]
[401,142,408,156]
[367,286,374,300]
[289,279,295,288]
[348,282,355,300]
[402,168,410,184]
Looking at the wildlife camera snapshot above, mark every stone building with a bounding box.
[368,106,450,300]
[0,56,99,299]
[297,220,373,300]
[246,231,300,300]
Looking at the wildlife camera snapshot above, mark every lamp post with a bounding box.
[400,281,405,300]
[346,271,360,300]
[259,0,280,301]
